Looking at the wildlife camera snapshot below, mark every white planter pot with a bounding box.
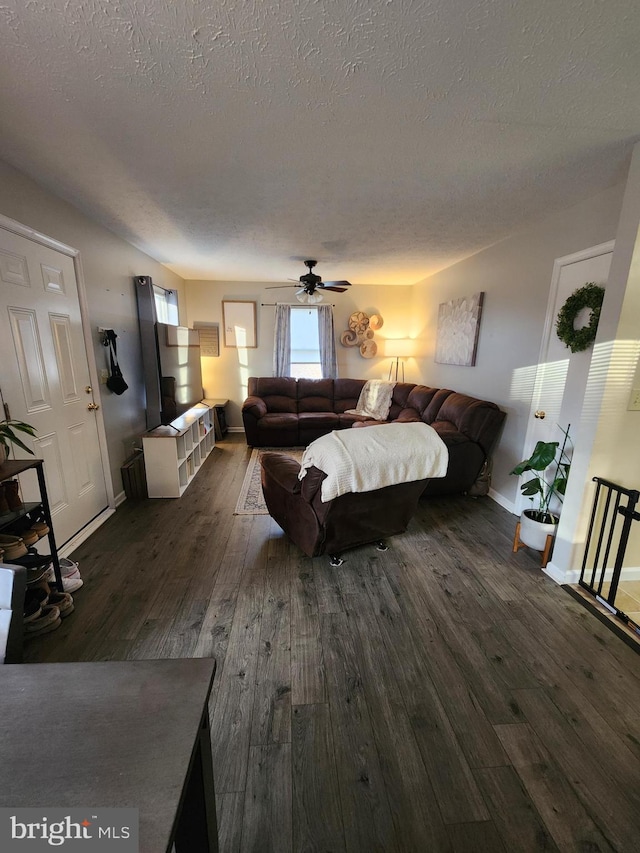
[519,509,558,551]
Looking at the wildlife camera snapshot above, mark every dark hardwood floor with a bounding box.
[25,436,640,852]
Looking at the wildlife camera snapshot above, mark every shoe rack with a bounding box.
[142,401,216,498]
[0,458,64,592]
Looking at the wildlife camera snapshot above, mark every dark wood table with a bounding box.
[0,658,218,852]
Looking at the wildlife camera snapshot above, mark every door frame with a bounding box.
[0,212,115,552]
[518,240,615,516]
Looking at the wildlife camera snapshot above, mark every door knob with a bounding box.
[87,402,100,411]
[534,410,546,419]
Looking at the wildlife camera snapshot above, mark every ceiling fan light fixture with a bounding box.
[296,290,323,304]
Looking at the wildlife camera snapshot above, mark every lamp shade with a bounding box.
[388,338,415,358]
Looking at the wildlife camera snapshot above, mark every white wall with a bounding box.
[185,280,414,427]
[551,145,640,577]
[411,180,626,507]
[0,160,186,497]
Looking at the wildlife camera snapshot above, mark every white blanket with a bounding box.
[298,422,449,502]
[345,380,396,421]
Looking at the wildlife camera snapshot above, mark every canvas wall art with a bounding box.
[435,291,484,366]
[222,300,257,348]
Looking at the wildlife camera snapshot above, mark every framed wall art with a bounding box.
[435,291,484,366]
[222,300,257,348]
[193,321,220,357]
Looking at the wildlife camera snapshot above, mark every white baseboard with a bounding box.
[58,507,116,559]
[545,562,640,585]
[542,561,567,584]
[114,489,127,507]
[228,426,244,433]
[488,488,517,514]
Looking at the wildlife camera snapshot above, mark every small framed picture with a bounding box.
[222,301,257,348]
[193,321,220,357]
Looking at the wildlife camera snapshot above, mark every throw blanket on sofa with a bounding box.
[345,379,396,421]
[298,422,449,502]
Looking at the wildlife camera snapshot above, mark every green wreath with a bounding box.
[555,282,605,353]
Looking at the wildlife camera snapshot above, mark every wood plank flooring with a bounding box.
[24,435,640,852]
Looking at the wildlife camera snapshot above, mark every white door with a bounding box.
[0,226,109,546]
[519,242,613,513]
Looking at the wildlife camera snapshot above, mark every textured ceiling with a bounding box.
[0,0,638,285]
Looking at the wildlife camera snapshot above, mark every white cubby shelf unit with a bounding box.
[142,400,216,498]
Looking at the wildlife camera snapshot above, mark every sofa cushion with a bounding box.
[403,385,438,418]
[297,378,334,412]
[298,412,340,429]
[388,382,415,420]
[430,421,473,445]
[338,412,371,428]
[333,378,366,413]
[249,377,297,413]
[256,413,300,446]
[436,392,504,453]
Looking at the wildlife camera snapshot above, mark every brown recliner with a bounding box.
[260,452,429,560]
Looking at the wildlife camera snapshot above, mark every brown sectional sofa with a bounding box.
[242,377,505,496]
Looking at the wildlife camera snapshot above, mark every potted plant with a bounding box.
[510,425,571,551]
[0,418,37,463]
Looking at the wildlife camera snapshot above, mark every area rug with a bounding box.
[234,448,304,515]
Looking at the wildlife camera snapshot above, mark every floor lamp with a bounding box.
[388,339,414,382]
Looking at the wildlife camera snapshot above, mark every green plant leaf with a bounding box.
[520,478,543,496]
[525,441,559,471]
[0,420,37,455]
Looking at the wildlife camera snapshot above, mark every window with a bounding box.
[153,284,179,325]
[273,303,337,379]
[290,307,322,378]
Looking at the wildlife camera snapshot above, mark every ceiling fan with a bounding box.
[266,260,352,303]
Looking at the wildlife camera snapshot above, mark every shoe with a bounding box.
[6,515,46,545]
[24,586,50,610]
[14,527,39,547]
[23,598,42,623]
[3,480,23,512]
[0,534,28,560]
[25,565,51,586]
[59,557,80,577]
[46,558,81,579]
[8,548,51,569]
[30,520,50,539]
[47,591,74,617]
[0,485,9,516]
[59,576,83,593]
[24,604,61,635]
[44,565,83,593]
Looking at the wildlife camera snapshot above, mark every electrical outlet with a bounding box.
[99,369,109,385]
[628,389,640,411]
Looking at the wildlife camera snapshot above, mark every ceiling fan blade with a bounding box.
[322,286,348,293]
[322,280,351,288]
[265,284,297,289]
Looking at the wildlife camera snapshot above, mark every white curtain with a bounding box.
[273,303,291,376]
[317,304,338,378]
